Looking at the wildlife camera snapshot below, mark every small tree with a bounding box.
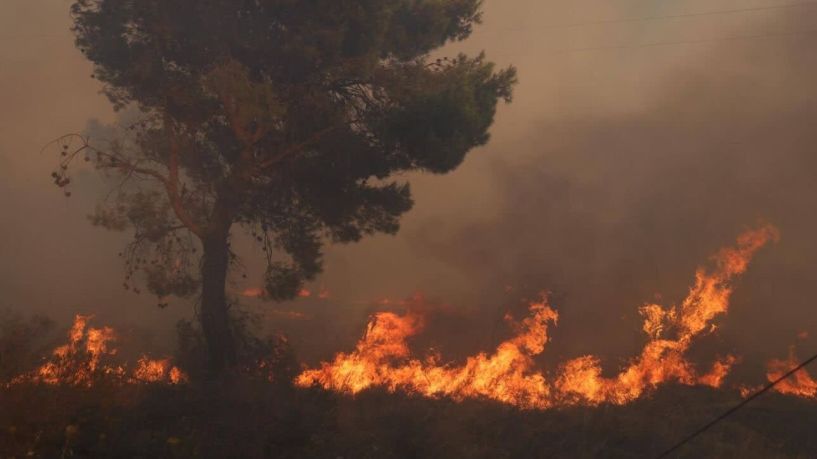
[52,0,516,373]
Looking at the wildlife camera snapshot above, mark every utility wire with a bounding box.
[4,2,817,41]
[501,1,817,32]
[551,27,817,54]
[656,351,817,458]
[0,34,65,40]
[485,27,817,58]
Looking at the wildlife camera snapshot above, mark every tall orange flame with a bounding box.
[556,225,779,405]
[296,225,779,408]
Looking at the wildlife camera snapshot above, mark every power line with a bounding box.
[486,27,817,58]
[0,34,65,40]
[656,351,817,458]
[553,27,817,54]
[3,5,817,60]
[500,1,817,32]
[3,2,817,41]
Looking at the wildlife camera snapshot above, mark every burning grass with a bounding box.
[296,226,797,408]
[767,347,817,398]
[3,224,817,456]
[6,314,186,387]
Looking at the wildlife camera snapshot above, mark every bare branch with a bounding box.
[52,130,205,240]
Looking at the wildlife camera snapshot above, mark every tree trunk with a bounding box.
[200,225,237,375]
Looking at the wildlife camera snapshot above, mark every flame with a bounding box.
[555,224,779,405]
[296,301,559,407]
[767,347,817,399]
[296,225,779,408]
[8,315,186,387]
[133,357,188,384]
[11,314,123,387]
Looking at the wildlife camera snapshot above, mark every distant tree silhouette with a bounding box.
[51,0,516,374]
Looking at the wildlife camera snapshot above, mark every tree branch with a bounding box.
[54,130,206,240]
[53,134,171,184]
[165,123,205,239]
[219,93,269,148]
[258,126,338,170]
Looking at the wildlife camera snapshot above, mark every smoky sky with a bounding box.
[2,1,817,369]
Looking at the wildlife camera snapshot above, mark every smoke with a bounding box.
[391,4,817,373]
[2,1,817,374]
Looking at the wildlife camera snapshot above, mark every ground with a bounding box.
[2,381,816,458]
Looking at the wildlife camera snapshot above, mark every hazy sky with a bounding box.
[2,1,817,370]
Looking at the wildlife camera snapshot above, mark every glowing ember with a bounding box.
[241,287,266,298]
[241,286,329,300]
[296,225,779,408]
[767,347,817,399]
[133,356,188,384]
[9,315,186,387]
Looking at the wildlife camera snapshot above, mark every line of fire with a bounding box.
[3,1,817,457]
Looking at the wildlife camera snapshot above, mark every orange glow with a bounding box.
[269,309,312,320]
[243,287,329,300]
[555,224,779,405]
[8,315,186,387]
[296,225,779,408]
[767,347,817,399]
[241,287,266,298]
[11,314,123,387]
[133,357,188,384]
